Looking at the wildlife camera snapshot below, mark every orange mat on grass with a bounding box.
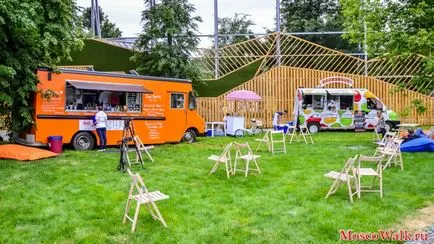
[0,144,58,161]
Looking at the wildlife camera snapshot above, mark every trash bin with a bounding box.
[48,136,63,154]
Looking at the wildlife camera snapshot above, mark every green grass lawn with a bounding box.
[0,132,433,243]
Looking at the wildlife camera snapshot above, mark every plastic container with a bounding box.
[277,125,289,134]
[47,136,63,154]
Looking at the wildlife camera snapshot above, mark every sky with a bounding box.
[75,0,277,47]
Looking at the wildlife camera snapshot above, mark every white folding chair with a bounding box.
[123,169,169,232]
[324,155,359,203]
[255,130,271,152]
[299,125,314,144]
[374,131,396,151]
[233,142,261,177]
[379,138,404,170]
[355,154,385,198]
[134,136,154,162]
[208,142,233,178]
[270,130,286,155]
[286,125,297,143]
[373,129,382,142]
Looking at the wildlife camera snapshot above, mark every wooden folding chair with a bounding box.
[379,138,404,170]
[270,130,286,154]
[373,129,382,142]
[255,130,271,152]
[355,154,385,198]
[374,131,396,151]
[324,155,359,203]
[208,142,233,178]
[233,142,261,177]
[299,125,314,144]
[123,169,169,232]
[134,136,154,162]
[286,125,297,143]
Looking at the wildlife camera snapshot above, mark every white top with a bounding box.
[272,112,280,126]
[95,111,107,128]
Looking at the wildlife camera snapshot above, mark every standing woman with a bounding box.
[376,110,386,138]
[94,106,107,151]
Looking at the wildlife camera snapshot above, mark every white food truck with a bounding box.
[293,77,400,133]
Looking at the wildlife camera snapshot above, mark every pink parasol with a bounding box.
[225,90,262,101]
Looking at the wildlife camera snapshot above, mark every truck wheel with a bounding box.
[72,132,95,150]
[385,122,393,132]
[182,130,196,143]
[307,123,320,133]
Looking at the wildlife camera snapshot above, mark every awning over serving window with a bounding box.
[300,89,327,95]
[67,80,152,93]
[327,89,356,95]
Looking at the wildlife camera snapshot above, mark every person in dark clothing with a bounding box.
[402,129,420,143]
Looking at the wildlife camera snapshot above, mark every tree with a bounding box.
[81,6,122,38]
[0,0,83,133]
[280,0,356,52]
[341,0,434,95]
[215,13,255,47]
[132,0,203,90]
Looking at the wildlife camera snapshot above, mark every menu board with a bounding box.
[127,93,140,112]
[143,94,165,117]
[354,113,366,132]
[144,121,163,140]
[41,95,64,114]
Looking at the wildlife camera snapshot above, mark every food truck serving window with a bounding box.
[65,80,151,112]
[171,93,185,109]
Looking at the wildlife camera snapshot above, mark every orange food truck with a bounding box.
[16,67,205,150]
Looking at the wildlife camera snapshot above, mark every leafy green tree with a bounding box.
[0,0,83,133]
[341,0,434,95]
[132,0,203,89]
[215,13,255,47]
[81,6,122,38]
[280,0,356,52]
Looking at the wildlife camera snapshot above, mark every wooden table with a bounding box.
[205,122,226,137]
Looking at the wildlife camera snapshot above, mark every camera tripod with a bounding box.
[118,119,154,171]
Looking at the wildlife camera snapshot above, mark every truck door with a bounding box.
[167,92,187,142]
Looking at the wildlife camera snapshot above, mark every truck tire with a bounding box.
[307,123,320,134]
[182,130,196,143]
[385,122,393,132]
[72,132,95,150]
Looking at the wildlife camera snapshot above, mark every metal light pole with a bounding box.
[95,0,101,38]
[363,0,368,76]
[91,0,95,36]
[276,0,281,66]
[214,0,219,79]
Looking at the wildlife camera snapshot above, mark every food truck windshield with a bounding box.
[65,80,150,112]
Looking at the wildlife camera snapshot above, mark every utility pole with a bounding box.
[214,0,219,79]
[276,0,281,66]
[90,0,101,38]
[95,0,101,38]
[91,0,95,36]
[363,0,368,76]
